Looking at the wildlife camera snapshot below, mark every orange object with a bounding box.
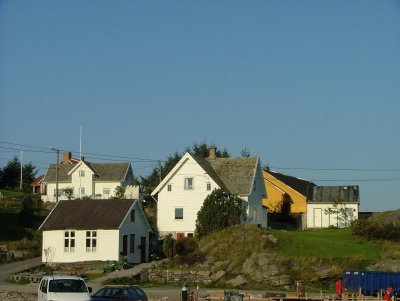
[335,279,343,300]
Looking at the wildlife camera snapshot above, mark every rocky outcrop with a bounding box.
[367,259,400,272]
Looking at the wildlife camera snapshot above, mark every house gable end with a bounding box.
[152,153,200,196]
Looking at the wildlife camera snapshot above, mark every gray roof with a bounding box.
[193,156,258,195]
[43,162,131,183]
[312,186,360,203]
[40,199,135,230]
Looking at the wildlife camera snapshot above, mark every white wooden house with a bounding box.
[151,147,267,238]
[306,186,359,228]
[41,152,137,202]
[39,199,152,264]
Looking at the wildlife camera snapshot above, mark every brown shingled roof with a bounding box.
[43,162,131,183]
[40,199,135,230]
[207,157,258,195]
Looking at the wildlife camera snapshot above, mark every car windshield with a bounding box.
[48,279,87,293]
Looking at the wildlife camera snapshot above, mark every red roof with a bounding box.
[31,175,45,186]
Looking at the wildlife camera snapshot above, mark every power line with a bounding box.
[0,140,161,163]
[270,166,400,172]
[1,140,399,183]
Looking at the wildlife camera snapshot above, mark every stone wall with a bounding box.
[146,268,213,284]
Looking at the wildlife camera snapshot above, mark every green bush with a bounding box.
[352,218,400,241]
[162,234,175,258]
[174,237,197,256]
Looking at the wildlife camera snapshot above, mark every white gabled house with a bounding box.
[41,152,139,202]
[151,147,267,238]
[39,199,152,264]
[307,185,359,228]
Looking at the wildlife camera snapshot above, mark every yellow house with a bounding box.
[263,169,315,214]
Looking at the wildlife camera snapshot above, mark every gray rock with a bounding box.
[269,274,291,286]
[211,260,230,273]
[228,275,248,287]
[265,264,280,276]
[242,258,256,275]
[367,259,400,272]
[257,253,271,266]
[267,234,278,243]
[211,270,225,281]
[312,266,331,279]
[196,270,211,278]
[252,270,264,283]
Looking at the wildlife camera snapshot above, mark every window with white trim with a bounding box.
[175,208,183,220]
[64,230,75,252]
[184,178,194,190]
[86,231,97,252]
[80,187,85,195]
[79,170,85,177]
[103,188,110,195]
[206,182,211,191]
[167,184,172,191]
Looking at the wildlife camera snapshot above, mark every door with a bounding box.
[122,235,128,256]
[313,208,322,228]
[140,236,146,263]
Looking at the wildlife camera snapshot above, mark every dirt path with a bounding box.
[0,257,42,284]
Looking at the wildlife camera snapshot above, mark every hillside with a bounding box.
[174,223,399,291]
[0,191,50,262]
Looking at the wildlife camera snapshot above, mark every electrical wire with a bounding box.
[1,140,399,183]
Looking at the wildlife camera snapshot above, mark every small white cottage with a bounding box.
[39,199,152,264]
[307,186,359,228]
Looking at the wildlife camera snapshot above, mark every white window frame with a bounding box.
[79,170,85,177]
[175,208,184,220]
[206,182,211,191]
[167,184,172,192]
[184,178,194,190]
[80,187,85,196]
[86,230,97,252]
[64,230,75,252]
[103,188,110,195]
[53,188,64,196]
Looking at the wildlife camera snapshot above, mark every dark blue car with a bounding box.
[91,286,148,301]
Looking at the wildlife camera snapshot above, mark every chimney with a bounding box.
[62,151,71,164]
[208,145,217,160]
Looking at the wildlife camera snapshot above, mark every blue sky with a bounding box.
[0,1,399,212]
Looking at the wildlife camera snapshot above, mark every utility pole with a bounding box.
[51,147,60,202]
[20,151,23,190]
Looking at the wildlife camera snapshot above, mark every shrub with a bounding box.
[174,237,197,256]
[162,234,175,258]
[352,218,400,241]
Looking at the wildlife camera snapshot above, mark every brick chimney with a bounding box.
[62,151,71,164]
[208,145,217,160]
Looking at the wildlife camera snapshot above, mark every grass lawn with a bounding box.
[271,227,382,261]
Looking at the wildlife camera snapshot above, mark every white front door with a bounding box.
[313,208,322,228]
